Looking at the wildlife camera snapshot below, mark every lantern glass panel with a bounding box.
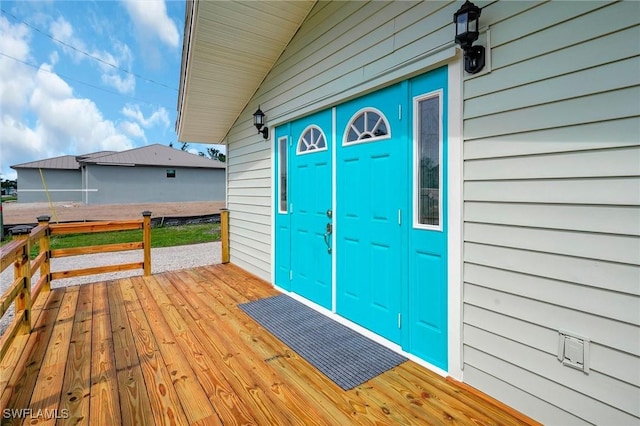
[456,13,468,36]
[254,111,264,127]
[469,16,478,33]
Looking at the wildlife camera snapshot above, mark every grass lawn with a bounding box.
[1,223,221,258]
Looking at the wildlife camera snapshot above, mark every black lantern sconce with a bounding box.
[453,0,485,74]
[253,106,269,139]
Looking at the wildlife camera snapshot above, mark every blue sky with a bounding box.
[0,0,217,181]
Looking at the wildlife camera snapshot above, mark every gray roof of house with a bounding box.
[81,144,225,169]
[11,155,80,170]
[11,144,225,170]
[76,151,116,161]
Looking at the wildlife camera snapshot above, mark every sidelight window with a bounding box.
[414,91,442,229]
[278,136,288,213]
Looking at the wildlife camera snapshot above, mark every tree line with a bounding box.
[168,142,226,162]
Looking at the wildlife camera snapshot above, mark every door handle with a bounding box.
[323,222,332,254]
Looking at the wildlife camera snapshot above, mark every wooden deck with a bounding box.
[0,264,535,425]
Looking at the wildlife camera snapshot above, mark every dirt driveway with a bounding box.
[2,200,226,226]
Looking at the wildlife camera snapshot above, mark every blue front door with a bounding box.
[274,66,449,370]
[288,110,333,309]
[335,83,406,344]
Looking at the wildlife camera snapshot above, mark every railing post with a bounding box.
[10,225,33,335]
[220,208,230,264]
[37,215,51,292]
[142,211,152,276]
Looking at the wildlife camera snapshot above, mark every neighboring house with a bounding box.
[11,154,86,203]
[12,144,226,204]
[176,1,640,424]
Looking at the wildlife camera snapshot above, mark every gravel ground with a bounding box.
[0,242,221,334]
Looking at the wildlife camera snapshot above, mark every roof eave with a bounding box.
[175,0,316,144]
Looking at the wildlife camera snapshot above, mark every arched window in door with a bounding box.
[297,125,327,154]
[343,108,391,145]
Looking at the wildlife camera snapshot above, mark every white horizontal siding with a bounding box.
[465,178,640,205]
[463,365,585,426]
[464,25,640,100]
[464,202,640,236]
[464,332,639,425]
[462,1,640,423]
[489,2,638,70]
[464,86,640,140]
[464,304,640,387]
[465,242,639,299]
[465,146,640,180]
[465,222,640,265]
[464,57,640,119]
[464,118,640,159]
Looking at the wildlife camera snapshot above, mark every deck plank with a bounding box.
[27,287,79,426]
[88,282,120,426]
[118,277,189,425]
[1,291,62,426]
[177,269,361,425]
[189,267,404,425]
[0,264,537,426]
[153,272,302,425]
[185,269,372,420]
[107,279,153,426]
[58,284,93,425]
[135,275,256,425]
[0,287,54,408]
[129,275,222,425]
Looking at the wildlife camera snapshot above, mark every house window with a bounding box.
[344,108,390,145]
[297,125,327,154]
[414,91,442,229]
[166,169,176,178]
[278,136,288,213]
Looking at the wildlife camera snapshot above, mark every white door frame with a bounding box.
[270,57,464,380]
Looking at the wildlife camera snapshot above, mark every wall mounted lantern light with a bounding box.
[253,106,269,139]
[453,0,485,74]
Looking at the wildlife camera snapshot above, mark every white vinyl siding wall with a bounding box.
[225,0,460,279]
[462,1,640,425]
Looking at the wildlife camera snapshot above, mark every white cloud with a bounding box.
[0,18,135,180]
[121,0,179,48]
[120,121,146,140]
[121,104,170,129]
[49,16,136,94]
[0,16,35,118]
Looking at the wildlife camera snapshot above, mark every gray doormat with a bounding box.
[239,294,407,390]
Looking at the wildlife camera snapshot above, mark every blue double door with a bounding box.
[275,67,448,370]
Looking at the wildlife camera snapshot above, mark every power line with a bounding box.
[0,52,167,106]
[0,8,178,92]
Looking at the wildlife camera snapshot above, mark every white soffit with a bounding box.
[177,0,315,143]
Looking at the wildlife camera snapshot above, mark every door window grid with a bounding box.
[413,91,442,230]
[278,136,288,213]
[343,108,391,145]
[297,125,327,154]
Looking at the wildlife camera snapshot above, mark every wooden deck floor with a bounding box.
[0,264,535,425]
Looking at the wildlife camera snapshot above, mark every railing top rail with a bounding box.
[28,225,48,243]
[0,239,27,273]
[49,219,143,229]
[49,219,144,235]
